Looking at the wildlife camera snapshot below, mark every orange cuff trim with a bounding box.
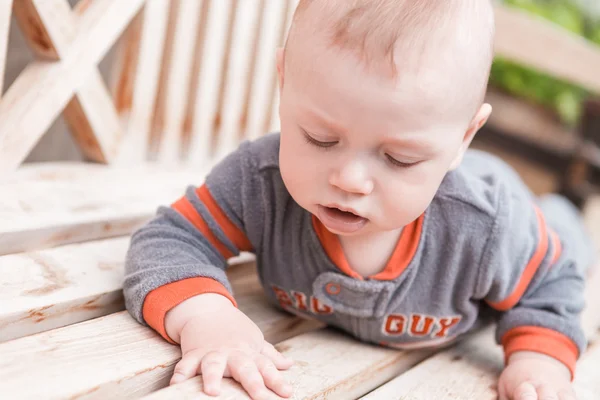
[196,185,253,252]
[172,197,233,259]
[502,326,578,380]
[142,277,237,344]
[488,206,549,311]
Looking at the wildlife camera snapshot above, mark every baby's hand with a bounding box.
[498,351,575,400]
[166,294,294,400]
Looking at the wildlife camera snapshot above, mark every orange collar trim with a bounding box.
[312,213,425,281]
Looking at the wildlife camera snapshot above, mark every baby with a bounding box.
[124,1,595,399]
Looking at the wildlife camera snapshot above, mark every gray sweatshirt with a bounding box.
[124,133,594,377]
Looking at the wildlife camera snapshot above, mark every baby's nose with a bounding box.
[329,160,374,195]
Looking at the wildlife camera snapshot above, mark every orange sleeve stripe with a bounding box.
[196,185,253,252]
[550,230,562,265]
[502,326,578,380]
[142,277,237,344]
[172,197,233,259]
[488,206,549,311]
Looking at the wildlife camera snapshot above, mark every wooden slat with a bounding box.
[360,327,501,400]
[0,230,252,342]
[63,70,125,162]
[361,204,600,400]
[0,0,13,95]
[244,0,288,141]
[213,0,263,158]
[144,330,433,399]
[0,0,145,174]
[574,340,600,400]
[0,237,129,342]
[11,0,63,60]
[0,162,207,255]
[485,89,577,157]
[0,262,323,399]
[266,0,298,135]
[156,0,204,164]
[187,0,236,164]
[112,0,171,163]
[494,4,600,94]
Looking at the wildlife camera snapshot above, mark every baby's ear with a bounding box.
[449,103,492,170]
[276,48,285,91]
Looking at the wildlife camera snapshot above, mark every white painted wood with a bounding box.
[157,0,204,164]
[114,0,171,164]
[360,327,501,400]
[245,0,287,141]
[0,0,145,173]
[0,0,13,95]
[12,0,126,164]
[143,328,433,400]
[187,0,235,164]
[582,197,600,272]
[266,0,298,135]
[0,262,323,399]
[574,340,600,400]
[213,0,262,158]
[494,5,600,94]
[12,0,68,60]
[0,226,253,343]
[0,237,129,342]
[0,162,208,255]
[63,70,125,163]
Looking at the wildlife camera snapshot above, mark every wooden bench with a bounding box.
[1,1,600,399]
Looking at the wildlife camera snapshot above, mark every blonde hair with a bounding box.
[286,0,496,116]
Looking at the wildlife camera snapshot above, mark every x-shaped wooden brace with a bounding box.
[0,0,145,173]
[0,0,12,97]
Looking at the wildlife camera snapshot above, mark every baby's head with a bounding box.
[277,0,495,236]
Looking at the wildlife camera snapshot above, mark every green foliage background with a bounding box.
[491,0,600,126]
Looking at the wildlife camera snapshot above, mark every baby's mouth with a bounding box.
[326,206,363,221]
[317,205,368,234]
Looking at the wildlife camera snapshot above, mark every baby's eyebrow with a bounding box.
[301,107,347,135]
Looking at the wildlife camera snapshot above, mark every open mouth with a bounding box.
[317,205,368,234]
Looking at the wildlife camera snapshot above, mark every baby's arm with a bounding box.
[478,193,592,400]
[124,141,292,399]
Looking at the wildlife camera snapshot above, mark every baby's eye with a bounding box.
[385,154,419,168]
[304,133,338,148]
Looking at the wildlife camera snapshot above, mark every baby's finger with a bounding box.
[200,351,227,396]
[557,388,576,400]
[535,385,558,400]
[261,341,293,370]
[513,381,538,400]
[229,354,269,400]
[256,354,293,398]
[171,353,203,385]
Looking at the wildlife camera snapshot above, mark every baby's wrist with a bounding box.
[165,293,236,343]
[507,350,571,379]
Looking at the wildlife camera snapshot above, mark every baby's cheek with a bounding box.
[382,183,432,226]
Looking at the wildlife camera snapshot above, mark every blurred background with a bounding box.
[3,0,600,203]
